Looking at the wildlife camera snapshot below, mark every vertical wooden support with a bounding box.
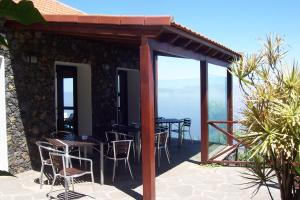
[140,37,156,200]
[153,54,158,117]
[227,69,233,145]
[200,60,209,163]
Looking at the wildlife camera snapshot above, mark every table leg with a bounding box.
[100,143,104,185]
[178,122,182,148]
[84,146,87,169]
[168,122,171,144]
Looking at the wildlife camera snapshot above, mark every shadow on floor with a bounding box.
[34,138,201,200]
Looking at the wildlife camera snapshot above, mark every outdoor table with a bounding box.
[156,118,183,146]
[46,135,104,185]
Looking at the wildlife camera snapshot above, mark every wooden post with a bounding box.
[227,69,233,146]
[200,60,209,163]
[140,37,156,200]
[153,54,158,117]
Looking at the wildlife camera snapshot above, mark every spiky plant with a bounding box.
[231,35,300,200]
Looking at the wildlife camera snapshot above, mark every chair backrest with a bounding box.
[155,131,168,147]
[183,118,191,127]
[36,141,64,163]
[105,131,119,143]
[49,152,65,175]
[50,130,72,138]
[112,140,132,159]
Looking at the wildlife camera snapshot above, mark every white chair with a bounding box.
[105,140,133,182]
[49,152,94,200]
[50,131,82,165]
[36,141,65,189]
[105,131,136,161]
[155,131,171,167]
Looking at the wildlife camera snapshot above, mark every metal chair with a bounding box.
[105,140,133,182]
[49,152,94,200]
[171,118,193,144]
[36,141,65,189]
[50,131,82,165]
[155,131,171,167]
[180,118,193,143]
[105,131,136,161]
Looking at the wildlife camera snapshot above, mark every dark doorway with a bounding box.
[56,66,78,134]
[117,70,128,125]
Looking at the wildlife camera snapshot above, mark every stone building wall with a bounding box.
[1,30,139,174]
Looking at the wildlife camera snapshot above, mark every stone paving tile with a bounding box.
[0,146,281,200]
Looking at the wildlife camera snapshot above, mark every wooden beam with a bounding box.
[169,34,180,44]
[153,53,158,117]
[140,37,156,200]
[183,40,193,48]
[227,69,233,146]
[149,39,205,60]
[194,44,204,52]
[6,22,162,38]
[200,60,209,163]
[162,26,237,58]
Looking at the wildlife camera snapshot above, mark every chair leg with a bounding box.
[165,147,171,164]
[126,159,134,180]
[40,164,44,189]
[71,177,74,191]
[188,130,193,143]
[78,147,82,167]
[50,175,57,194]
[112,160,116,182]
[132,142,136,162]
[158,147,161,167]
[64,178,68,200]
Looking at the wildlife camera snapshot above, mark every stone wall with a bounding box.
[1,30,139,174]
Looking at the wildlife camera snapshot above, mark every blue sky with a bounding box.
[61,0,300,80]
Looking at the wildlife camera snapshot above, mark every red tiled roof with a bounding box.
[13,0,85,15]
[43,14,172,25]
[171,22,240,57]
[10,1,240,57]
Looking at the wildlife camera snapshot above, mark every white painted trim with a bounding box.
[0,56,8,171]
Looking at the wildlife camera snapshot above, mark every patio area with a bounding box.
[0,141,280,200]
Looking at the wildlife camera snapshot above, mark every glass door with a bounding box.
[56,66,78,135]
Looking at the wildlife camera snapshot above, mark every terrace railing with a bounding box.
[207,120,251,166]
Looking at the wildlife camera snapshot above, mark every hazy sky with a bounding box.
[61,0,300,80]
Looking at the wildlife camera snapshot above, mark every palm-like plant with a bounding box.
[231,35,300,200]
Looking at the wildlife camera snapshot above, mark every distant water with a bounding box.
[158,76,242,144]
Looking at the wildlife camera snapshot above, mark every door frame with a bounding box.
[56,65,78,134]
[116,68,140,125]
[0,55,8,171]
[54,61,92,136]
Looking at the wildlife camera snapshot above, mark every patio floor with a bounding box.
[0,140,280,200]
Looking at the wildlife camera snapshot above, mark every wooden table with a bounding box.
[156,118,183,146]
[46,136,104,185]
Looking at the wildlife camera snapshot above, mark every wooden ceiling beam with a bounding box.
[169,34,180,44]
[183,40,193,48]
[194,44,204,52]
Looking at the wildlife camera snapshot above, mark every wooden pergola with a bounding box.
[7,15,241,200]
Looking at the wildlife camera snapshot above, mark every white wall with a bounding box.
[127,70,140,123]
[0,56,8,171]
[76,65,92,136]
[55,62,92,136]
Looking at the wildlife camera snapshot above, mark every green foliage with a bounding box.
[0,0,45,46]
[231,34,300,200]
[240,155,276,199]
